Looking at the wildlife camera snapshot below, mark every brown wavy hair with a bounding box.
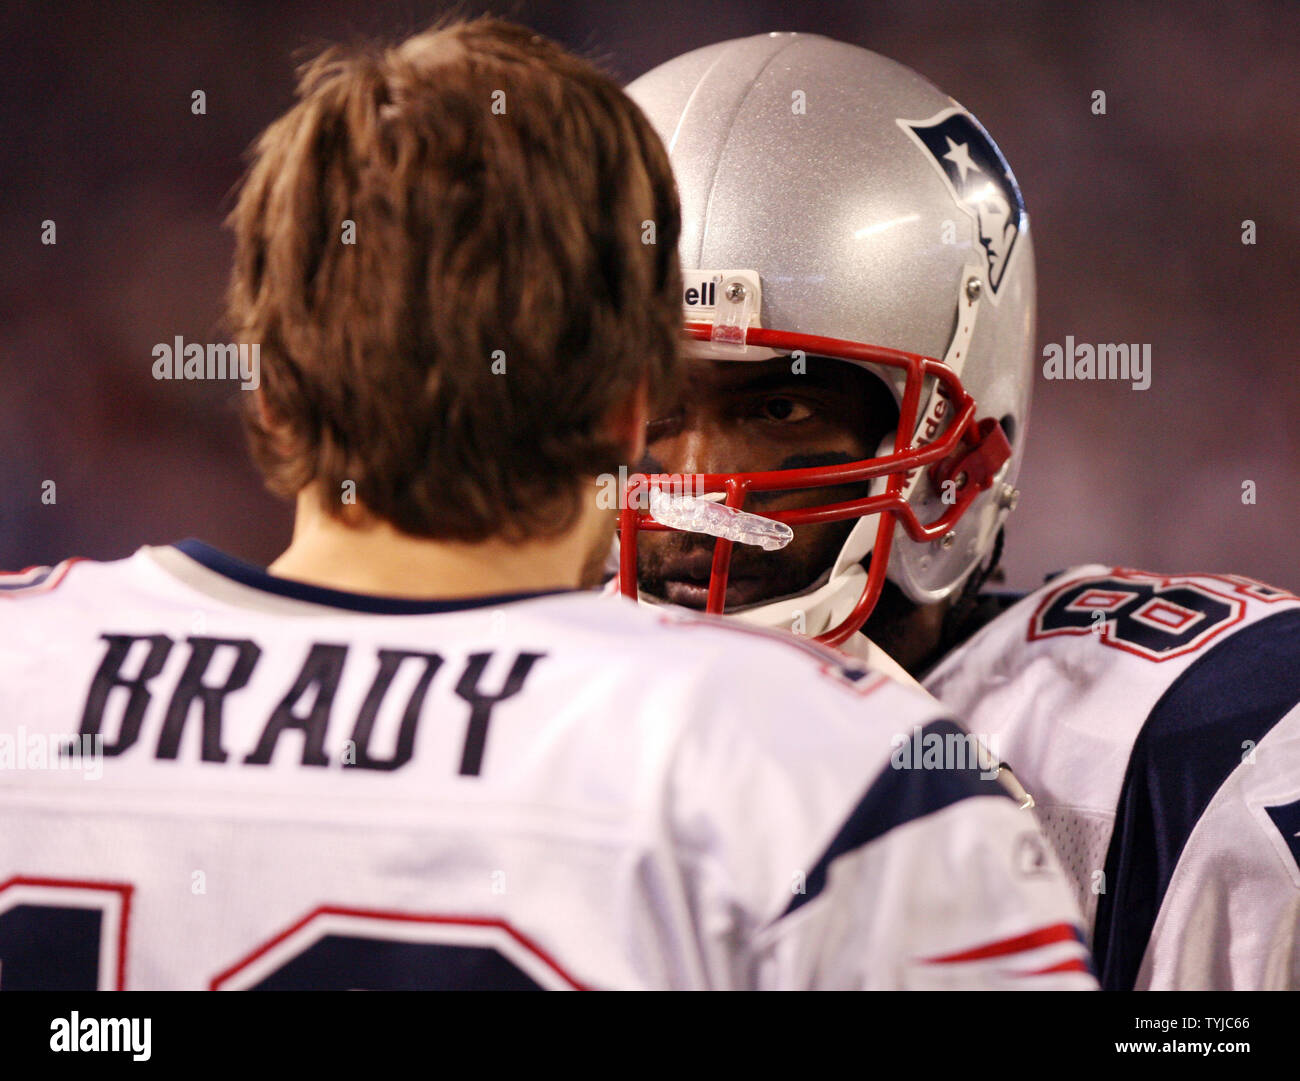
[227,15,681,541]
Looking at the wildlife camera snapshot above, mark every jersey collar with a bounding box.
[170,539,574,615]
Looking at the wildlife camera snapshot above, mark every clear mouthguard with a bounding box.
[648,488,794,551]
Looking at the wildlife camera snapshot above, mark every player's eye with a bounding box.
[645,412,682,443]
[758,396,812,423]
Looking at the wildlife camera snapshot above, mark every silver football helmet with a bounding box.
[619,32,1036,647]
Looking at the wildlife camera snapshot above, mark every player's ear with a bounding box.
[251,387,294,456]
[607,379,649,465]
[251,385,288,439]
[252,386,272,428]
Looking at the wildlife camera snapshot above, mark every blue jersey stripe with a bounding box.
[782,719,1013,918]
[1092,607,1300,990]
[0,567,54,590]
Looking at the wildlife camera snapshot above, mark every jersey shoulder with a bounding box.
[925,565,1300,990]
[0,557,90,600]
[651,609,1027,936]
[933,564,1300,687]
[1022,565,1300,662]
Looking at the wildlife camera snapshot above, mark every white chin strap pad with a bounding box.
[829,430,896,579]
[732,562,868,637]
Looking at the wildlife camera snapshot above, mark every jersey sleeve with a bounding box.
[753,738,1095,990]
[663,653,1096,990]
[927,566,1300,990]
[1139,706,1300,989]
[1097,616,1300,990]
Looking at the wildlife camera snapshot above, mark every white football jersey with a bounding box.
[0,541,1093,990]
[924,564,1300,990]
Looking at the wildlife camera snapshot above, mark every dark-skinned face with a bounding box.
[636,355,898,611]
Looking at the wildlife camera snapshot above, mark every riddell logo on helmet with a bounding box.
[683,279,718,308]
[899,389,953,494]
[681,270,762,320]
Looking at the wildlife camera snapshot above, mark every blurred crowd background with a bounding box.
[2,0,1296,592]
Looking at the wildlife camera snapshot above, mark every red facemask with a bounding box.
[618,323,1011,646]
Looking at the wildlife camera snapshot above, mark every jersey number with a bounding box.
[1029,571,1248,661]
[0,880,580,990]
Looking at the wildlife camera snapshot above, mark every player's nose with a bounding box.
[656,425,734,480]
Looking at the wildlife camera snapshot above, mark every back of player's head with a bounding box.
[227,15,682,542]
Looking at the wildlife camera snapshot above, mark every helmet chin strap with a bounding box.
[730,562,869,637]
[729,561,923,687]
[626,556,865,637]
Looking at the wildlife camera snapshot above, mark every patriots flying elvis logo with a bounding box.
[898,109,1026,296]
